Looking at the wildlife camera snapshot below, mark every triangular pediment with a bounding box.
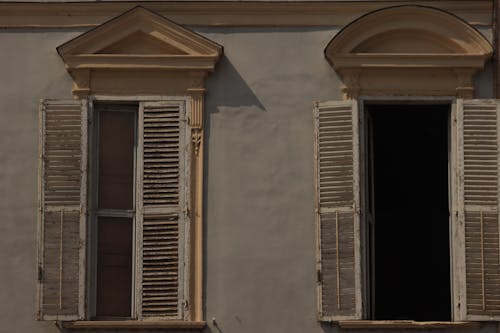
[57,6,223,97]
[96,31,188,55]
[57,6,222,70]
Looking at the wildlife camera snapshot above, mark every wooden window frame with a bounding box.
[86,95,194,323]
[89,102,138,319]
[316,96,500,326]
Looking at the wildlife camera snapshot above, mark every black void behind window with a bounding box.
[98,109,135,210]
[96,216,133,317]
[95,105,136,318]
[368,105,451,321]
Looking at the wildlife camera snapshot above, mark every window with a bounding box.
[366,104,451,321]
[93,104,136,318]
[37,98,193,325]
[317,5,497,324]
[313,99,500,323]
[87,101,189,320]
[35,7,222,328]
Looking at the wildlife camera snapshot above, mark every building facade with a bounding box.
[1,1,500,332]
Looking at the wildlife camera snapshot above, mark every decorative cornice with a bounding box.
[63,55,221,70]
[332,54,492,69]
[57,6,222,96]
[0,1,492,28]
[325,5,493,99]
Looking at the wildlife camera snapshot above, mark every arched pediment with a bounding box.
[325,6,493,98]
[57,6,223,96]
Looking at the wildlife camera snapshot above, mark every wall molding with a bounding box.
[0,1,492,28]
[325,5,493,99]
[57,6,222,97]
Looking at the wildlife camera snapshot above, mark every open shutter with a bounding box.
[314,100,362,321]
[138,101,189,319]
[456,99,500,320]
[37,99,87,320]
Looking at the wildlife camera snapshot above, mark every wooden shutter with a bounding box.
[37,99,87,320]
[314,100,362,321]
[138,101,189,319]
[456,99,500,320]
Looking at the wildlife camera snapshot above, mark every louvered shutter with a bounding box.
[456,99,500,320]
[314,100,362,321]
[138,101,189,319]
[37,100,87,320]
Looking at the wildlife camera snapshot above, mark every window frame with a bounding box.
[88,101,139,319]
[86,95,193,321]
[314,96,500,324]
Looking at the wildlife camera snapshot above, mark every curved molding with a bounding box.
[57,6,223,97]
[325,6,493,99]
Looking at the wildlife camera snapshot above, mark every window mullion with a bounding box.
[135,102,145,320]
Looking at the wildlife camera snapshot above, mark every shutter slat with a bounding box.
[459,100,500,320]
[139,101,187,320]
[37,100,85,321]
[142,213,180,319]
[142,104,181,206]
[314,100,361,321]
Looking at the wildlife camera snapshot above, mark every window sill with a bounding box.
[337,321,481,330]
[60,320,206,330]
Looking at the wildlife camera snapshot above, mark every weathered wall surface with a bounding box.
[0,30,82,333]
[0,25,496,333]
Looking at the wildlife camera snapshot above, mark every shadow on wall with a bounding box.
[201,56,268,333]
[205,56,266,111]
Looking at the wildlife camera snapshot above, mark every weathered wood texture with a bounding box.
[43,103,83,206]
[143,103,181,206]
[38,100,85,320]
[314,101,360,320]
[461,100,500,319]
[140,102,187,319]
[142,214,180,318]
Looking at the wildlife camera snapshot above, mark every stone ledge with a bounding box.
[60,320,206,330]
[337,320,482,330]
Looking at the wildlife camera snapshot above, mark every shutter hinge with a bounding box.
[183,300,189,311]
[317,269,322,283]
[38,266,43,282]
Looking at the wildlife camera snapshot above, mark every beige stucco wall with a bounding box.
[0,25,497,333]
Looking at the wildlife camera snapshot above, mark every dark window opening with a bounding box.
[98,109,135,210]
[95,105,136,318]
[367,104,451,321]
[96,217,133,317]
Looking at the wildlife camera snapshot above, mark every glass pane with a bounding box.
[96,216,133,317]
[98,110,135,210]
